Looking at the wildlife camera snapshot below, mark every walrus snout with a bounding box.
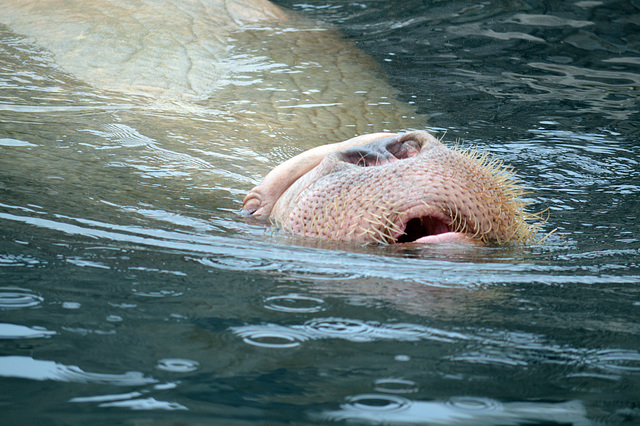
[242,131,542,245]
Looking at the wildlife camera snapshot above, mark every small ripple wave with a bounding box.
[0,287,43,309]
[343,393,412,414]
[0,323,56,339]
[374,378,419,394]
[234,324,311,348]
[231,317,466,348]
[318,396,589,425]
[0,356,157,385]
[0,253,44,267]
[156,358,199,373]
[589,349,640,373]
[445,396,503,412]
[264,294,325,313]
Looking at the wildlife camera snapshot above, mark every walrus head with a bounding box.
[242,131,542,245]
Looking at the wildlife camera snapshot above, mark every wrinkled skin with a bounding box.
[242,131,538,246]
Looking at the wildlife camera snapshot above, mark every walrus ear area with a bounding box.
[339,134,422,167]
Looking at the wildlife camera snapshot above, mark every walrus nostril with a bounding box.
[341,150,387,167]
[340,136,421,167]
[385,139,421,160]
[396,216,452,243]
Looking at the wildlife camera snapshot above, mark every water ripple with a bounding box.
[0,356,157,385]
[192,256,278,271]
[71,392,187,410]
[231,318,468,348]
[96,397,187,411]
[1,209,636,286]
[0,323,56,339]
[156,358,199,373]
[0,253,43,267]
[235,324,311,348]
[343,393,412,414]
[0,287,43,309]
[264,294,325,313]
[374,378,419,394]
[319,396,590,425]
[445,396,503,412]
[303,318,376,342]
[448,329,640,377]
[589,349,640,373]
[133,289,183,298]
[0,137,38,147]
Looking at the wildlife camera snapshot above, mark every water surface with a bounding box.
[1,0,639,424]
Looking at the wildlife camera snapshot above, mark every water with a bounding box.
[1,0,639,424]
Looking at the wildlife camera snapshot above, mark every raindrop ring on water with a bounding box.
[264,294,325,313]
[374,378,419,394]
[343,394,412,413]
[446,396,502,412]
[304,318,373,341]
[242,333,301,348]
[0,287,44,309]
[236,325,310,349]
[156,358,200,373]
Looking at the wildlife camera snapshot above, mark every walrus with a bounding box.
[242,131,542,246]
[1,0,541,247]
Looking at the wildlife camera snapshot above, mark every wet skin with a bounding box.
[242,131,539,246]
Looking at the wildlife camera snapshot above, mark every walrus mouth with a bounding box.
[395,214,453,243]
[384,206,465,245]
[392,215,483,245]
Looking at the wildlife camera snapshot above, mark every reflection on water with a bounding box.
[289,0,640,133]
[0,356,156,385]
[1,0,640,424]
[320,396,590,425]
[232,318,459,348]
[0,323,56,339]
[232,316,640,374]
[0,287,44,308]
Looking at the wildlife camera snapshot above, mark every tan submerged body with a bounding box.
[243,131,541,246]
[0,0,422,145]
[0,0,287,98]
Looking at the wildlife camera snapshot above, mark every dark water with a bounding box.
[1,0,640,424]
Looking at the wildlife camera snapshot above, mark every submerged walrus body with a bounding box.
[0,0,287,98]
[242,131,540,246]
[0,0,422,143]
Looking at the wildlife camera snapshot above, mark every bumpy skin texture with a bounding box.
[243,131,535,245]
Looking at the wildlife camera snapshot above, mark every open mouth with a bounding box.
[390,210,480,246]
[395,215,453,243]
